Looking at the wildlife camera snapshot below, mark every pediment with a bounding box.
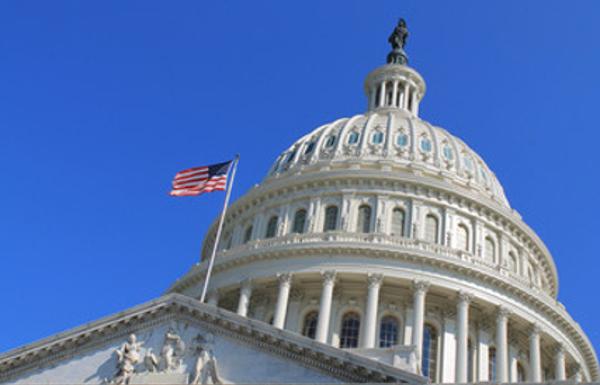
[0,294,424,384]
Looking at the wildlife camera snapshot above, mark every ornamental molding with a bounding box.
[0,294,426,385]
[209,170,557,294]
[165,241,598,381]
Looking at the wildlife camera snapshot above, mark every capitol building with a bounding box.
[0,19,597,385]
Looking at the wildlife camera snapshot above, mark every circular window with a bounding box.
[420,137,432,152]
[348,132,359,145]
[396,133,408,147]
[372,131,384,144]
[442,145,453,160]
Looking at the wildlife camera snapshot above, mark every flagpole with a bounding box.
[199,154,239,303]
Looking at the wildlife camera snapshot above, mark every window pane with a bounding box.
[323,206,338,232]
[357,205,372,233]
[292,209,307,234]
[265,216,278,238]
[396,133,408,147]
[379,316,399,348]
[302,311,319,339]
[340,313,360,348]
[457,224,469,251]
[391,208,405,236]
[420,138,432,152]
[425,215,438,244]
[422,324,438,381]
[488,347,497,382]
[348,132,359,144]
[244,226,253,243]
[372,132,384,144]
[325,135,336,148]
[484,237,495,262]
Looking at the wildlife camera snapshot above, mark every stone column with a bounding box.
[206,291,219,306]
[555,344,566,381]
[362,273,384,348]
[412,280,430,369]
[496,306,510,383]
[403,83,410,109]
[529,324,542,382]
[236,279,253,317]
[378,82,386,108]
[572,363,583,383]
[455,291,472,383]
[273,273,292,329]
[315,270,336,343]
[391,81,399,107]
[369,87,377,110]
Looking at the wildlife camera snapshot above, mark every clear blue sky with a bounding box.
[1,1,599,356]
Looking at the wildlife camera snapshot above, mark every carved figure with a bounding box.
[388,18,408,50]
[143,348,159,372]
[112,334,143,384]
[190,333,221,385]
[160,327,185,372]
[387,18,410,65]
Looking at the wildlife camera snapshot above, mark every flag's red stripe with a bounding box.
[175,166,208,176]
[171,176,227,190]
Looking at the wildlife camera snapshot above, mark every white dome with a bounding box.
[268,109,510,209]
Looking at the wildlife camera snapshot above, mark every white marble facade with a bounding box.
[169,34,598,384]
[0,19,597,385]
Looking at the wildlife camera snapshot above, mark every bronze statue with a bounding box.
[387,18,409,65]
[388,18,408,50]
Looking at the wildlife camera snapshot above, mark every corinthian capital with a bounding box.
[497,305,511,319]
[321,270,337,285]
[367,273,384,289]
[457,290,473,305]
[277,272,293,287]
[412,279,430,294]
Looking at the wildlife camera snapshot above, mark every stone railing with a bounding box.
[218,231,542,295]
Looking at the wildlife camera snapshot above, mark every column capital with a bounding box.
[367,273,384,289]
[497,305,511,319]
[554,342,566,356]
[457,290,473,305]
[241,278,253,292]
[321,270,337,285]
[529,322,542,336]
[277,272,293,287]
[412,279,430,294]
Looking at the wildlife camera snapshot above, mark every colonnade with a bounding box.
[368,79,420,115]
[207,272,581,383]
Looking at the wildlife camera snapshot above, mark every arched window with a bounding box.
[325,135,336,148]
[340,312,360,348]
[357,205,372,233]
[243,225,253,243]
[517,362,526,382]
[292,209,307,234]
[304,141,315,154]
[348,131,360,144]
[456,224,470,251]
[265,216,278,238]
[424,214,439,244]
[422,323,438,381]
[379,316,399,348]
[484,236,496,262]
[323,205,338,232]
[372,131,384,144]
[488,346,497,382]
[391,208,405,236]
[302,311,318,339]
[508,251,518,273]
[420,137,432,152]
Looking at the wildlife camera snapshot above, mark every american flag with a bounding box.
[170,160,232,196]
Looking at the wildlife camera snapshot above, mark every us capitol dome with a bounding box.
[167,19,599,384]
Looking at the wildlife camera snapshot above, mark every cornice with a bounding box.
[168,238,597,381]
[0,294,425,384]
[207,168,558,296]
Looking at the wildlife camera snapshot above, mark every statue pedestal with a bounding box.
[129,372,189,384]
